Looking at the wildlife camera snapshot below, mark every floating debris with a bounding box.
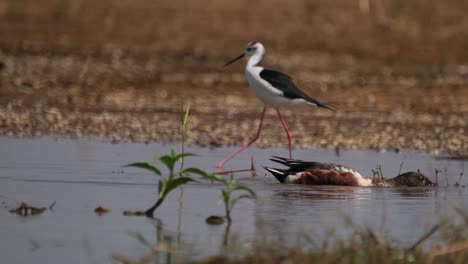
[436,155,468,161]
[122,210,146,216]
[9,202,46,216]
[205,215,225,225]
[94,206,110,215]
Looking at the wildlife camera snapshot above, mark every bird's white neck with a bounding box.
[247,53,264,68]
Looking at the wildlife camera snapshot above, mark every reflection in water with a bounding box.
[177,189,184,249]
[387,187,435,198]
[112,218,179,263]
[274,185,372,200]
[274,185,436,200]
[222,223,232,251]
[112,217,235,263]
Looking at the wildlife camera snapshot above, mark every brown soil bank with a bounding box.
[0,0,467,156]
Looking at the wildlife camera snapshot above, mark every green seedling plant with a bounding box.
[126,150,210,217]
[202,174,256,224]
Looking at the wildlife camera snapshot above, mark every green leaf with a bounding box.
[174,152,197,161]
[230,194,255,209]
[230,196,241,209]
[164,177,195,196]
[125,162,161,176]
[181,167,208,177]
[200,173,227,184]
[159,151,196,174]
[233,185,257,199]
[159,155,176,172]
[227,175,237,186]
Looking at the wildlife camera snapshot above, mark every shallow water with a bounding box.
[0,137,467,263]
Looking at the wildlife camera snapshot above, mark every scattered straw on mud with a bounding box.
[0,0,467,156]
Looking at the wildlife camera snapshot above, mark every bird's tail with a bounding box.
[270,156,307,167]
[304,97,336,111]
[263,166,288,183]
[316,101,336,111]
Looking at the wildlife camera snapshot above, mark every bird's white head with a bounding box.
[224,41,265,67]
[244,41,265,57]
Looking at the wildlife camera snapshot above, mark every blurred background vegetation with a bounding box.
[2,0,468,61]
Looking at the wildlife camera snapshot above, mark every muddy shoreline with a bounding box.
[0,45,467,156]
[0,1,467,157]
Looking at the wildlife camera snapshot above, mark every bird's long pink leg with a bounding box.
[216,106,267,170]
[276,108,292,159]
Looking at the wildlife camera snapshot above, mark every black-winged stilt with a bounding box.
[217,41,335,170]
[264,156,435,187]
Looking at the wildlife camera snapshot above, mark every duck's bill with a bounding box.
[223,53,245,67]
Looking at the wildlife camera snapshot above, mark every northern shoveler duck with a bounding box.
[264,157,435,187]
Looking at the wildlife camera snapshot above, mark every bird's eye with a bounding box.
[247,47,255,52]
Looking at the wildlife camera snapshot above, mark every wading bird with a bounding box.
[265,156,435,187]
[217,42,334,170]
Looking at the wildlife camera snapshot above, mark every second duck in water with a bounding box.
[264,157,435,187]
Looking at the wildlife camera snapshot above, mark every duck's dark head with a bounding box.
[263,167,288,183]
[391,172,435,187]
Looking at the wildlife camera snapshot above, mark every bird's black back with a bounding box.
[259,69,335,110]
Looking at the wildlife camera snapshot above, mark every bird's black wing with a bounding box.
[270,156,337,172]
[260,69,335,110]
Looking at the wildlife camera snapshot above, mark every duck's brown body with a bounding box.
[265,157,435,187]
[295,169,360,186]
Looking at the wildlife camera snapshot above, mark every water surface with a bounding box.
[0,137,467,263]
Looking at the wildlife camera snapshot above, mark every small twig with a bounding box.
[215,168,253,175]
[250,156,257,177]
[456,164,464,187]
[179,99,191,172]
[49,201,56,210]
[215,158,266,176]
[407,223,442,252]
[398,162,404,176]
[334,146,341,157]
[444,167,449,187]
[435,169,440,186]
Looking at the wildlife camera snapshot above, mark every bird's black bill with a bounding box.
[223,53,245,67]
